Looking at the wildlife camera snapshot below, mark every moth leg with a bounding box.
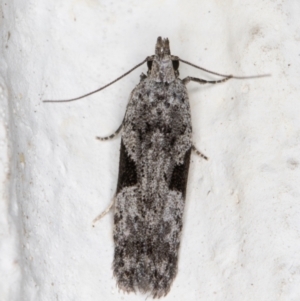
[92,197,115,225]
[96,123,122,141]
[139,72,147,82]
[182,75,232,85]
[192,145,208,160]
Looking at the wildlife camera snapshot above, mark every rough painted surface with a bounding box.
[1,0,300,300]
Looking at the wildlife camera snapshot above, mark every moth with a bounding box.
[44,37,268,298]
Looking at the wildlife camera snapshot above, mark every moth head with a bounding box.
[147,37,180,83]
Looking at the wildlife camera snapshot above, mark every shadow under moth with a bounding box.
[44,37,268,298]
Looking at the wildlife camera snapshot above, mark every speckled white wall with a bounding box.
[1,0,300,300]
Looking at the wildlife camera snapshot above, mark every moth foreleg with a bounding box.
[96,123,123,141]
[192,145,208,160]
[182,75,232,86]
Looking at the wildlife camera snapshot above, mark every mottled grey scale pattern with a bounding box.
[113,37,192,298]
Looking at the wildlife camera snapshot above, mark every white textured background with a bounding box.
[1,0,300,300]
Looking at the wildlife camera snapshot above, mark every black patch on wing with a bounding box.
[116,140,137,193]
[169,147,191,198]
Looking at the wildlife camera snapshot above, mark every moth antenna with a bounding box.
[179,58,271,80]
[43,58,148,103]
